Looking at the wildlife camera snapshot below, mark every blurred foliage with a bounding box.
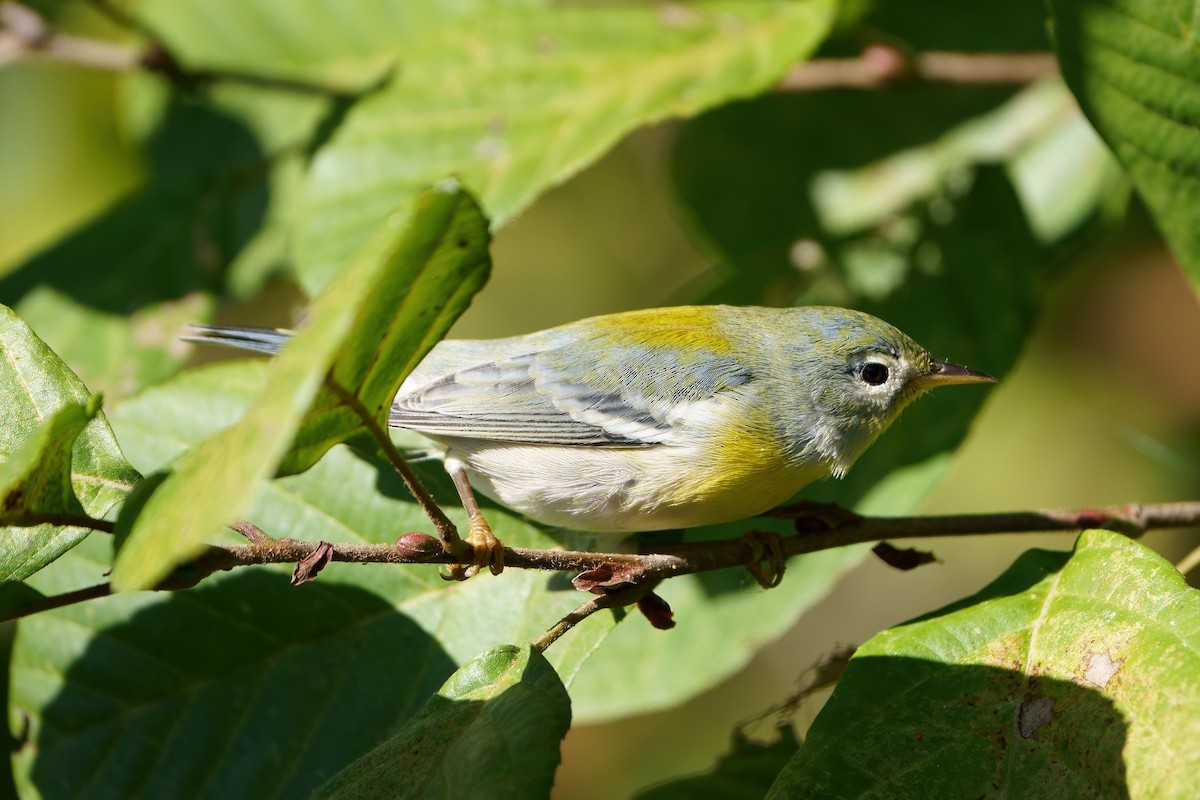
[1,0,1199,798]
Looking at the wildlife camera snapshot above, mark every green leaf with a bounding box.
[273,0,835,292]
[12,534,459,800]
[569,528,862,723]
[108,359,615,671]
[635,728,799,800]
[10,359,610,798]
[0,399,96,520]
[770,529,1200,799]
[0,95,279,399]
[282,180,492,472]
[1050,0,1200,296]
[0,305,139,582]
[111,182,490,591]
[314,645,570,800]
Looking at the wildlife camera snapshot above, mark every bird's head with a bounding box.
[790,308,995,477]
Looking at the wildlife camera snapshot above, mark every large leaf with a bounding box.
[0,97,271,399]
[0,305,139,582]
[635,728,800,800]
[8,359,612,799]
[314,645,570,800]
[1050,0,1200,296]
[111,182,490,591]
[770,529,1200,798]
[128,0,836,292]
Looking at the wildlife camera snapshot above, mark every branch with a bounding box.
[166,500,1200,585]
[777,45,1058,91]
[0,1,359,96]
[0,2,138,70]
[5,500,1197,637]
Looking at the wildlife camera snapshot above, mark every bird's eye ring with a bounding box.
[860,362,889,386]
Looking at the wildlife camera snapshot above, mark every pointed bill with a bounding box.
[920,360,997,387]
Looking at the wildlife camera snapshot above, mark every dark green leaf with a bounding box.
[110,182,490,590]
[0,97,276,399]
[315,645,570,800]
[636,728,799,800]
[769,530,1200,799]
[11,534,459,800]
[1050,0,1200,296]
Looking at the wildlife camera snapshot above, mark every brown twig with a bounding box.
[161,500,1200,585]
[776,45,1058,91]
[5,500,1199,639]
[323,379,468,556]
[0,582,111,623]
[0,1,359,96]
[533,597,607,652]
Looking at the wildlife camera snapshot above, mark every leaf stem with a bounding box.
[0,582,111,623]
[323,378,464,548]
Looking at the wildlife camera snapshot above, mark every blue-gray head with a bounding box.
[787,307,995,476]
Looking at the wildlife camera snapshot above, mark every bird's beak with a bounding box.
[919,360,998,387]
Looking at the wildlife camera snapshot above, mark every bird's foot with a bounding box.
[442,515,505,581]
[742,529,787,589]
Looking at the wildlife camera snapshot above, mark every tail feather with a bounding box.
[183,325,294,356]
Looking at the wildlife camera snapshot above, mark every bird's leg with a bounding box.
[742,529,787,589]
[442,459,505,580]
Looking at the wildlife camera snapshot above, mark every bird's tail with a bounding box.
[182,325,294,356]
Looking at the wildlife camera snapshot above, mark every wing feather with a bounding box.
[389,329,753,447]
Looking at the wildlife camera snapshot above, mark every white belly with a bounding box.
[440,439,826,534]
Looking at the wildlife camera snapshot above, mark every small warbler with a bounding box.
[188,305,994,575]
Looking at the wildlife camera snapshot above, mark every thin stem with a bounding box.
[777,45,1057,92]
[324,379,462,545]
[533,597,605,652]
[1176,543,1200,577]
[0,582,111,623]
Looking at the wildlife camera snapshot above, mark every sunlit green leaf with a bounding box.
[0,305,139,583]
[111,182,489,590]
[770,529,1200,798]
[137,0,834,292]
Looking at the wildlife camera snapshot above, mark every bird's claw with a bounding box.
[743,529,787,589]
[441,516,505,581]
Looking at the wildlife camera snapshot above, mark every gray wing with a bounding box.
[389,335,753,447]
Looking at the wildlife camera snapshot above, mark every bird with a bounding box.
[186,304,996,578]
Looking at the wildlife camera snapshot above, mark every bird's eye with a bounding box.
[860,362,889,386]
